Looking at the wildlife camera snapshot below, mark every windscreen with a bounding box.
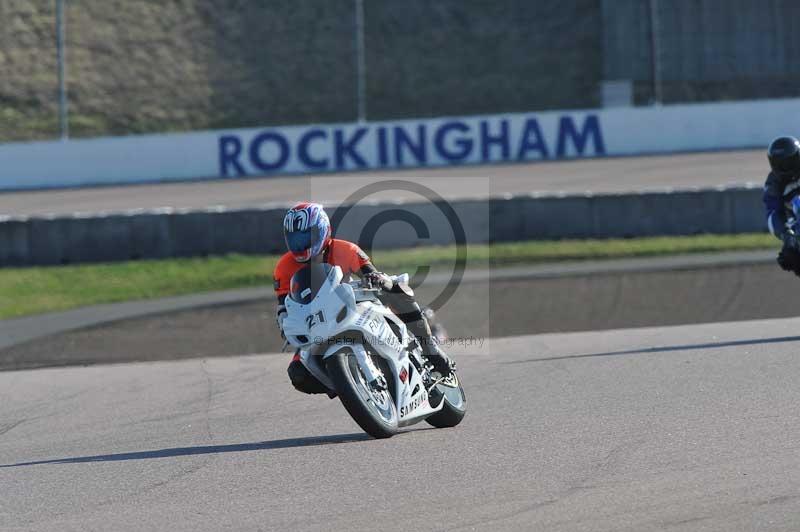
[289,262,334,304]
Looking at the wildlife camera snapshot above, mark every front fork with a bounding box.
[350,343,386,390]
[406,340,437,388]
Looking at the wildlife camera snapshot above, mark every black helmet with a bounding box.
[768,136,800,174]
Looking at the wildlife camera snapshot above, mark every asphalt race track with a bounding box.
[0,149,764,216]
[2,147,792,530]
[3,316,800,531]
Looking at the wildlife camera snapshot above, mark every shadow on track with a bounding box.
[506,335,800,364]
[0,432,373,468]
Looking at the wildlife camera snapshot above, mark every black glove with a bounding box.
[364,271,394,291]
[778,234,800,273]
[275,304,287,339]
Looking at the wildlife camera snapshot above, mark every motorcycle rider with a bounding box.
[274,202,455,395]
[764,136,800,275]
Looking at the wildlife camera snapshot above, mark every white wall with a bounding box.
[1,98,796,191]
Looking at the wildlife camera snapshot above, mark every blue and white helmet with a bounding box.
[283,202,332,262]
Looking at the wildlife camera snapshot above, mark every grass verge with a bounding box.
[0,233,778,320]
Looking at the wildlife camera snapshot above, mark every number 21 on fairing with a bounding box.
[305,310,325,329]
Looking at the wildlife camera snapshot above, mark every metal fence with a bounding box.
[1,0,800,142]
[603,0,800,106]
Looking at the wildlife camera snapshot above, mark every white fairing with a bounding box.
[283,265,444,426]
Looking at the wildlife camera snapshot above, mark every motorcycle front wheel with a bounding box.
[326,348,399,439]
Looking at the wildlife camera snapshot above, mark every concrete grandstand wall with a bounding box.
[0,186,764,267]
[0,0,601,141]
[4,0,800,142]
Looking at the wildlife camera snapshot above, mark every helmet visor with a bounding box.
[285,230,313,254]
[771,152,800,174]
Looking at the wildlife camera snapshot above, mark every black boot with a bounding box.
[406,317,455,376]
[424,341,456,376]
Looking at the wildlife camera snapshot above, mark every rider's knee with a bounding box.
[379,288,420,318]
[388,280,414,298]
[287,359,329,394]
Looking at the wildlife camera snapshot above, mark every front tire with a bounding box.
[326,349,398,439]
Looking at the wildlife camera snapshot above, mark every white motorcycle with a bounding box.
[282,263,466,438]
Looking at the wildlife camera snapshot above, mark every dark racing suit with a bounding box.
[764,170,800,275]
[763,170,800,239]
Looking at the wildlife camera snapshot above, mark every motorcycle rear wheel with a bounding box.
[426,372,467,428]
[326,348,399,439]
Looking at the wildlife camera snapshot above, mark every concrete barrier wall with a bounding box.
[488,187,765,241]
[0,186,765,267]
[2,98,799,190]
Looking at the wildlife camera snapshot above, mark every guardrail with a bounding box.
[0,185,764,267]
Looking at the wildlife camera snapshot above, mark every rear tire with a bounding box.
[326,349,398,439]
[426,372,467,428]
